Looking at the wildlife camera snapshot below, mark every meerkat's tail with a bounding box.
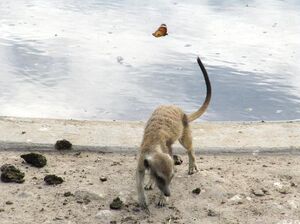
[187,57,212,122]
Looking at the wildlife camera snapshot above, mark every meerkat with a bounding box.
[136,56,212,210]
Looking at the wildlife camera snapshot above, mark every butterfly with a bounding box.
[152,24,168,37]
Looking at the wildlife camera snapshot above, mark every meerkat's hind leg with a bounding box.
[179,127,198,175]
[187,149,198,175]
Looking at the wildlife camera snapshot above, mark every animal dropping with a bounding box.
[136,56,212,211]
[20,153,47,168]
[152,24,168,37]
[44,174,64,185]
[55,139,72,150]
[1,164,25,183]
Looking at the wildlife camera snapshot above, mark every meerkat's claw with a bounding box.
[157,195,168,207]
[145,208,150,215]
[140,201,149,211]
[144,177,154,190]
[144,184,153,190]
[143,206,150,214]
[141,206,150,215]
[157,200,166,207]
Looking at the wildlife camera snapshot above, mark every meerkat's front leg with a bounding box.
[157,192,169,207]
[136,169,148,210]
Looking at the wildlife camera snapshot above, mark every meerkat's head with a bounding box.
[144,153,174,196]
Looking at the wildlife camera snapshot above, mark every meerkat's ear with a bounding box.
[144,159,150,168]
[144,156,152,169]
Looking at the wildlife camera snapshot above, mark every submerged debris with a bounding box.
[110,197,123,210]
[21,153,47,168]
[55,139,72,150]
[0,164,25,183]
[44,175,64,185]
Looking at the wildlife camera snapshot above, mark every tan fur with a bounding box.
[136,57,211,210]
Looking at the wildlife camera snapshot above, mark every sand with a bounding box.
[0,151,300,224]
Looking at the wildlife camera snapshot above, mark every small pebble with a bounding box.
[207,209,218,217]
[192,188,201,195]
[278,187,289,194]
[100,176,107,182]
[291,182,297,187]
[64,192,73,197]
[252,188,265,197]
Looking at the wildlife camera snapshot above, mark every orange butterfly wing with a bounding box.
[152,24,168,37]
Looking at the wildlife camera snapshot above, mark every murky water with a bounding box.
[0,0,299,121]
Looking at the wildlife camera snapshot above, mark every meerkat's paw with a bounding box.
[188,164,199,175]
[139,200,149,211]
[157,195,168,207]
[141,205,150,214]
[144,178,154,190]
[144,183,153,190]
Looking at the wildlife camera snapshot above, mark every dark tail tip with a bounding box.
[197,56,204,68]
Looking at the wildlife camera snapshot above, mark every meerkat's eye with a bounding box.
[154,172,165,184]
[158,176,164,182]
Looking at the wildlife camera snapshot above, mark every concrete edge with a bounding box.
[0,115,299,124]
[1,141,300,155]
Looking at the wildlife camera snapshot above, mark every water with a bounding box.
[0,0,299,121]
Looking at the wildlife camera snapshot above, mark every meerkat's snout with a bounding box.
[154,171,171,197]
[143,153,174,196]
[148,153,174,197]
[164,189,170,197]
